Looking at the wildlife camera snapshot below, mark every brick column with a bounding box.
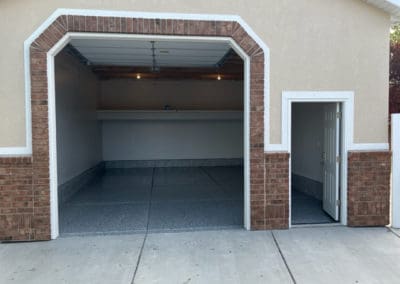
[251,152,289,230]
[0,157,34,240]
[348,151,391,226]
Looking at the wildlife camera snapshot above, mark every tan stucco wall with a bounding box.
[0,0,390,147]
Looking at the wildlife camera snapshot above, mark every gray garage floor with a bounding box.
[291,190,336,225]
[59,166,244,236]
[2,227,400,284]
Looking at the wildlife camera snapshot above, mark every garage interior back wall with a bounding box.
[291,104,324,200]
[55,50,244,196]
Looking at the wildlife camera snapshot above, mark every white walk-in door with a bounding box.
[322,103,340,221]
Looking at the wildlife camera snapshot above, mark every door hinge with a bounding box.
[336,156,341,163]
[336,200,341,206]
[336,112,342,119]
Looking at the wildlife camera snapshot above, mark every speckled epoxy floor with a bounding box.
[59,166,244,236]
[291,190,336,225]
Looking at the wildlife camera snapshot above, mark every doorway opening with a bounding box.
[52,35,248,236]
[291,103,342,225]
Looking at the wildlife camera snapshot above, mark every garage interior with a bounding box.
[291,103,340,225]
[54,38,245,236]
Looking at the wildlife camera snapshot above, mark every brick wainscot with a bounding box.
[0,14,392,240]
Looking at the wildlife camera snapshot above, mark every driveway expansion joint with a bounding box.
[271,230,297,284]
[131,167,155,284]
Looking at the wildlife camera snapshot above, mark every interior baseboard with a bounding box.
[292,173,323,201]
[58,163,105,205]
[104,158,243,168]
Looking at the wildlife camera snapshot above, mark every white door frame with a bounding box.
[282,91,354,227]
[47,32,252,239]
[391,114,400,228]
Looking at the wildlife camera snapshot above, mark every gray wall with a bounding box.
[291,103,324,183]
[55,53,244,176]
[100,78,244,161]
[55,51,102,185]
[101,119,243,161]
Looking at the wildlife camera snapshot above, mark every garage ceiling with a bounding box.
[69,38,232,68]
[65,38,244,80]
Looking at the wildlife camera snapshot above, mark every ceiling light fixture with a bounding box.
[136,74,141,79]
[217,75,222,80]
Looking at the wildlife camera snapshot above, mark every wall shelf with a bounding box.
[97,110,243,121]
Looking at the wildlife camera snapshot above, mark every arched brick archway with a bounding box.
[1,14,290,241]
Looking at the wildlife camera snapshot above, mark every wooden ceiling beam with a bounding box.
[92,64,244,81]
[96,72,243,81]
[90,50,244,81]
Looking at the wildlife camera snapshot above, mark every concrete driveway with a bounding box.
[1,227,400,284]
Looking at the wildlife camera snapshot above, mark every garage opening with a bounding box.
[291,103,341,225]
[54,37,245,236]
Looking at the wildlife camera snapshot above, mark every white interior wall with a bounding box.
[55,56,243,172]
[55,51,102,185]
[291,103,324,182]
[102,119,243,161]
[100,78,244,161]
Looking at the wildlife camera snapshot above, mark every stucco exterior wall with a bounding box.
[0,0,391,147]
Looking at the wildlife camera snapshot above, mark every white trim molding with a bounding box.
[9,8,270,239]
[391,113,400,228]
[0,147,31,157]
[282,91,356,227]
[0,8,271,160]
[281,91,354,153]
[281,90,390,227]
[46,32,252,239]
[348,143,389,151]
[266,91,389,153]
[363,0,400,19]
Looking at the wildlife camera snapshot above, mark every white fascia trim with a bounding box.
[0,8,271,158]
[363,0,400,20]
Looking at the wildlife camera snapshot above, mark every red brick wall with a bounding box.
[0,157,35,240]
[2,14,391,241]
[251,153,289,230]
[348,151,391,226]
[265,153,290,229]
[1,15,273,240]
